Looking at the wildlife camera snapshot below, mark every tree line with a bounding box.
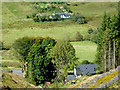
[12,37,77,85]
[95,11,120,72]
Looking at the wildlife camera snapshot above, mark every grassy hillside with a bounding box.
[70,2,118,27]
[2,2,118,28]
[48,69,120,88]
[2,2,35,26]
[71,41,97,62]
[1,2,118,66]
[1,72,40,88]
[2,24,90,47]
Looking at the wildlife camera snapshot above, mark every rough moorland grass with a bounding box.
[2,24,90,47]
[71,2,117,16]
[2,72,35,88]
[2,2,35,26]
[1,50,18,61]
[2,2,118,28]
[71,41,97,63]
[1,61,22,68]
[70,2,118,27]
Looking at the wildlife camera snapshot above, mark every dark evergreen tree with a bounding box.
[96,9,120,72]
[26,38,57,85]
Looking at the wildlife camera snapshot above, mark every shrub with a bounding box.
[87,73,96,76]
[67,9,72,13]
[90,34,98,43]
[0,41,2,50]
[73,3,78,6]
[52,14,61,21]
[26,15,31,18]
[76,18,86,24]
[72,13,87,24]
[16,64,22,68]
[32,13,36,18]
[1,64,8,67]
[81,60,90,64]
[88,29,94,34]
[1,41,10,50]
[96,70,104,74]
[33,17,40,22]
[84,34,91,41]
[6,69,13,73]
[72,32,83,41]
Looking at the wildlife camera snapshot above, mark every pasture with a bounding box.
[1,2,118,66]
[71,41,97,63]
[2,24,90,47]
[70,2,118,27]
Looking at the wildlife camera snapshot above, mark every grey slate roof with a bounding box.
[77,64,97,75]
[77,64,97,68]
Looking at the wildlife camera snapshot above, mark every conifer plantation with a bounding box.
[95,7,120,72]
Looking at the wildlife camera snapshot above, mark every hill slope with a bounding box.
[2,2,118,28]
[1,71,42,88]
[2,2,35,26]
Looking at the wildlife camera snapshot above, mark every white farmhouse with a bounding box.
[52,12,71,19]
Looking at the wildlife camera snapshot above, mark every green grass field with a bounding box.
[71,41,97,63]
[1,2,117,65]
[2,2,118,28]
[70,2,118,27]
[2,24,90,47]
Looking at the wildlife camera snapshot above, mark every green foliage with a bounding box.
[81,60,90,64]
[95,11,120,72]
[1,64,8,67]
[12,37,39,63]
[1,41,10,50]
[26,37,57,85]
[72,32,84,41]
[84,34,91,41]
[90,34,98,43]
[72,13,87,24]
[88,29,93,34]
[52,14,61,21]
[76,18,86,24]
[50,40,78,84]
[2,61,22,68]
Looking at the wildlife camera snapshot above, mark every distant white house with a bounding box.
[59,6,63,9]
[52,12,71,18]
